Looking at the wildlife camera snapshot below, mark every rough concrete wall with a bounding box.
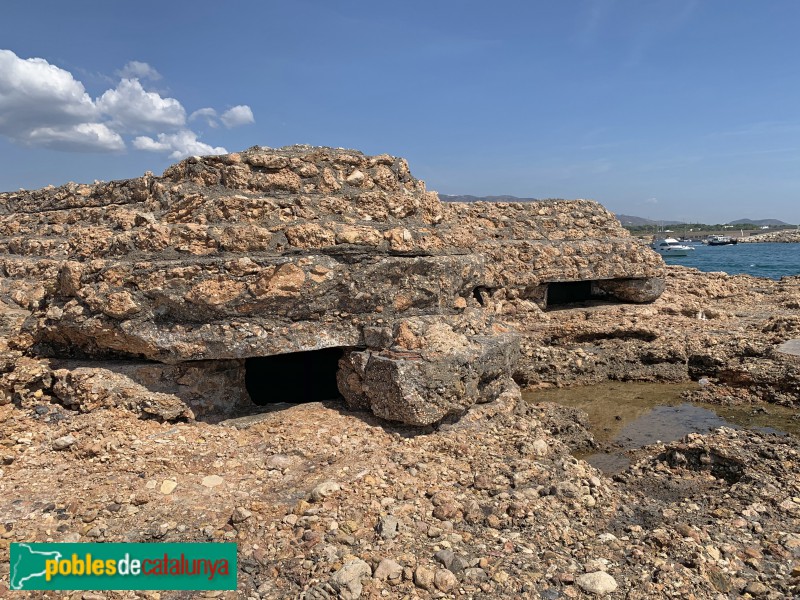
[439,201,664,292]
[0,146,664,425]
[0,146,478,362]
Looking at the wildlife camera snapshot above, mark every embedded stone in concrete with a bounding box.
[595,277,666,303]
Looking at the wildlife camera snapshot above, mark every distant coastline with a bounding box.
[738,229,800,243]
[438,195,794,229]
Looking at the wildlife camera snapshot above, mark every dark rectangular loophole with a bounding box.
[245,348,344,405]
[546,281,593,307]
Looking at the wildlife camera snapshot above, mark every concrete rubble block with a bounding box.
[1,357,252,423]
[50,366,195,421]
[595,277,666,303]
[338,315,520,425]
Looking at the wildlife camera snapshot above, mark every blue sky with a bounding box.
[1,1,799,223]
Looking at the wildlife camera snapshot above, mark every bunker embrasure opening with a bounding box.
[244,348,344,405]
[546,280,595,307]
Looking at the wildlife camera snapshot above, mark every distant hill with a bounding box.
[438,194,539,203]
[727,218,789,226]
[614,214,684,226]
[439,200,791,227]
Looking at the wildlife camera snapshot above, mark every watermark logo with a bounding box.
[9,543,236,591]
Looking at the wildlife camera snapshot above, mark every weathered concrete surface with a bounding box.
[595,277,666,303]
[439,201,664,299]
[0,147,473,364]
[4,152,800,600]
[0,354,251,422]
[504,265,800,407]
[338,313,519,425]
[24,253,485,363]
[777,338,800,358]
[0,145,664,425]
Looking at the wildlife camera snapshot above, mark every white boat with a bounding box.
[651,237,695,256]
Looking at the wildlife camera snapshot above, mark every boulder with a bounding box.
[338,315,519,425]
[596,277,666,303]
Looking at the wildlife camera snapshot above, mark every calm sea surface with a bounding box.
[658,242,800,279]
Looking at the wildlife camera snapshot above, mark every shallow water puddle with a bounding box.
[522,382,799,473]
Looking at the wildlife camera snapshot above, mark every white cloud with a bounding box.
[133,130,227,159]
[189,107,219,128]
[97,78,186,132]
[188,105,255,130]
[25,123,125,152]
[0,49,99,138]
[0,49,253,157]
[116,61,162,81]
[221,105,254,128]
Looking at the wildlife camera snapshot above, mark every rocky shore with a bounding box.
[509,265,800,405]
[1,375,798,600]
[0,304,800,598]
[738,230,800,243]
[0,149,798,598]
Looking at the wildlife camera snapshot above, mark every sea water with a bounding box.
[522,382,798,473]
[660,242,799,279]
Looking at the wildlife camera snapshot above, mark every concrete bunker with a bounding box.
[244,347,346,405]
[0,146,666,426]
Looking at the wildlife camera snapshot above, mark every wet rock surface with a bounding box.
[510,265,800,408]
